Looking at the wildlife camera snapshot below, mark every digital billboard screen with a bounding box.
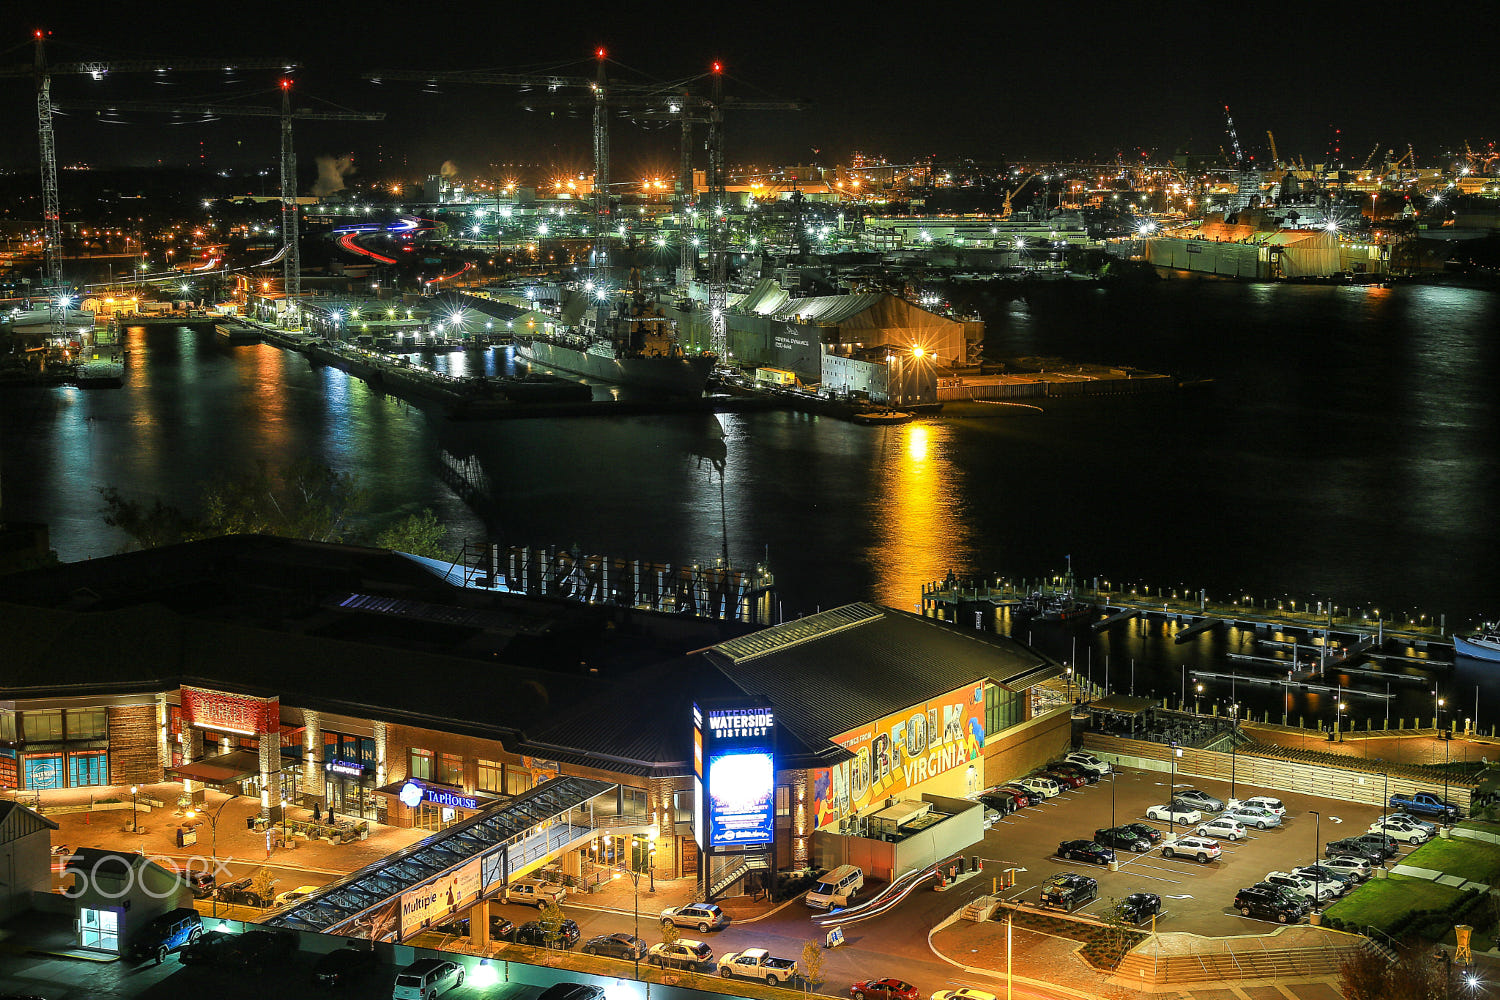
[699,701,776,849]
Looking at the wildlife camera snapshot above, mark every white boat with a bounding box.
[1453,625,1500,663]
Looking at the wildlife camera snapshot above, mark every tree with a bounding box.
[1337,944,1443,1000]
[659,918,681,949]
[1097,898,1138,967]
[537,897,566,958]
[799,939,824,998]
[373,508,457,560]
[98,486,196,551]
[249,866,278,907]
[199,459,366,542]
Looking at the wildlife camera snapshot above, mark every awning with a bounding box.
[165,749,262,784]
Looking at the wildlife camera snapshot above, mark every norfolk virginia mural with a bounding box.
[811,683,986,828]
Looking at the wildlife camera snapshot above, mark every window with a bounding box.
[673,789,694,825]
[0,711,15,742]
[504,766,532,796]
[69,751,108,787]
[985,684,1023,737]
[437,753,463,787]
[65,708,107,742]
[359,737,377,767]
[23,752,64,790]
[622,786,647,820]
[477,760,504,794]
[22,710,62,743]
[408,748,433,781]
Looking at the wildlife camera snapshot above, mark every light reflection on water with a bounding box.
[870,421,970,611]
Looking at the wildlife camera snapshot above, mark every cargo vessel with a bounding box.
[514,292,714,395]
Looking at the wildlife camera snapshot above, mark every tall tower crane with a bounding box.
[55,87,384,313]
[0,31,296,321]
[1266,130,1279,167]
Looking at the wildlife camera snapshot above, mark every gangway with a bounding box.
[1092,607,1139,631]
[1173,616,1221,644]
[262,775,645,941]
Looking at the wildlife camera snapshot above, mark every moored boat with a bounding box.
[1454,626,1500,663]
[851,410,916,425]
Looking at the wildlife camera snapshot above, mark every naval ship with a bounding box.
[514,291,714,395]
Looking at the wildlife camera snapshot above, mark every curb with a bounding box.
[925,909,1118,1000]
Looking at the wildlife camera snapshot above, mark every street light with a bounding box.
[1310,811,1323,904]
[186,795,237,919]
[1194,683,1204,716]
[1168,741,1181,838]
[130,785,139,833]
[1229,702,1239,803]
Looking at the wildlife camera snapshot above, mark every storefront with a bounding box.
[323,757,379,822]
[1,707,111,791]
[376,777,501,832]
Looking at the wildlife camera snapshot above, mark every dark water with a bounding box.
[4,280,1499,725]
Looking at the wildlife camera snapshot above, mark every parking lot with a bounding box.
[978,763,1423,934]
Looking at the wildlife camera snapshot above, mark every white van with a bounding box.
[804,865,863,910]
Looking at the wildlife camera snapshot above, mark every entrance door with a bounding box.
[80,907,119,952]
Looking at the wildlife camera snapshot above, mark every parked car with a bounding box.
[582,933,647,960]
[1046,762,1099,785]
[1368,815,1432,844]
[1195,817,1248,841]
[1252,882,1314,916]
[1264,870,1338,903]
[432,914,516,940]
[1326,837,1385,863]
[1220,804,1282,830]
[850,978,919,1000]
[1388,792,1460,821]
[515,919,581,948]
[216,877,272,908]
[507,877,566,907]
[312,944,379,987]
[1122,822,1163,844]
[1038,768,1086,790]
[178,930,236,966]
[536,985,605,1000]
[1290,866,1354,896]
[1349,832,1402,860]
[1388,812,1439,835]
[1233,885,1304,924]
[933,990,998,1000]
[1039,873,1098,912]
[978,791,1017,816]
[1000,784,1042,807]
[1117,892,1162,923]
[1058,840,1116,865]
[1094,827,1152,852]
[1238,795,1285,816]
[660,902,730,932]
[1320,855,1374,881]
[392,957,464,999]
[1160,836,1220,863]
[220,930,296,974]
[1019,777,1062,799]
[718,948,799,985]
[126,907,202,965]
[273,884,320,907]
[981,807,1003,829]
[1146,803,1202,825]
[1172,789,1225,813]
[647,939,714,970]
[1063,751,1112,776]
[184,870,216,900]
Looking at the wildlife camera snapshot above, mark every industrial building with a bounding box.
[1145,217,1387,279]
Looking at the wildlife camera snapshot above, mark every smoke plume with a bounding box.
[312,155,355,196]
[440,160,459,178]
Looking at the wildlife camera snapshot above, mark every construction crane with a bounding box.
[53,87,384,313]
[0,31,295,325]
[1361,144,1382,173]
[1266,130,1279,167]
[1223,105,1245,167]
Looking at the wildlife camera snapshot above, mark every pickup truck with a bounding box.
[717,948,799,986]
[1389,793,1460,821]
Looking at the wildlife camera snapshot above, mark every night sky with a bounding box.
[2,0,1493,180]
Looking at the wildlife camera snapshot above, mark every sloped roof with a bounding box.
[0,801,60,841]
[735,278,888,325]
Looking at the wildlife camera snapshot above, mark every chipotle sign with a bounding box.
[180,688,279,736]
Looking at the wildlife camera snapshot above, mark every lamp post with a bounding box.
[1310,810,1323,904]
[1229,702,1239,803]
[186,796,236,919]
[1110,770,1117,831]
[280,795,289,851]
[130,785,139,834]
[1168,741,1180,838]
[1194,683,1204,716]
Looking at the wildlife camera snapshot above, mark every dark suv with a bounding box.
[1039,873,1098,912]
[126,907,202,965]
[1094,827,1152,852]
[216,877,272,908]
[1233,885,1304,924]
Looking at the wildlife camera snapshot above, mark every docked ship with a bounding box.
[514,291,714,395]
[1453,625,1500,663]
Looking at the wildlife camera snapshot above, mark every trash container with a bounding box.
[246,815,256,830]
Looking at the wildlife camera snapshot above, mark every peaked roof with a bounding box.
[0,801,60,842]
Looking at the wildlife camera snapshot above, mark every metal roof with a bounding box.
[735,278,888,325]
[262,775,615,935]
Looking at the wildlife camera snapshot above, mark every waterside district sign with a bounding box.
[694,700,776,850]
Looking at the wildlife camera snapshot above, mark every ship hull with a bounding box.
[515,337,712,395]
[1454,634,1500,663]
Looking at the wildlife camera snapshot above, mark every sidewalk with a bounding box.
[37,783,427,876]
[564,874,779,925]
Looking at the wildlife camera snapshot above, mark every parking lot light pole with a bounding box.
[1310,811,1322,904]
[1110,770,1117,831]
[1168,742,1180,838]
[186,796,235,919]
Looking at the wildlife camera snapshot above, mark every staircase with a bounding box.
[706,855,769,899]
[962,896,999,922]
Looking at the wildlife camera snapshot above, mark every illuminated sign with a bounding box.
[324,759,366,778]
[399,857,482,938]
[697,699,776,849]
[398,779,477,812]
[180,688,279,736]
[810,683,985,829]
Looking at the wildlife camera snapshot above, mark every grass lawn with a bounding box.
[1322,874,1465,933]
[1402,835,1500,884]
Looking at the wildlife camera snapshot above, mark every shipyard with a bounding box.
[2,9,1500,1000]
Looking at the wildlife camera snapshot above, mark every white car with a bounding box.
[1388,812,1439,835]
[1160,835,1220,863]
[1369,816,1431,844]
[1020,777,1062,799]
[1221,805,1281,830]
[1195,817,1248,841]
[1146,803,1202,825]
[1321,855,1374,881]
[1240,795,1286,816]
[982,808,1002,830]
[1291,866,1352,896]
[1063,751,1112,776]
[1265,870,1338,902]
[933,990,999,1000]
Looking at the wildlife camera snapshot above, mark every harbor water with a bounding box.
[3,279,1499,726]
